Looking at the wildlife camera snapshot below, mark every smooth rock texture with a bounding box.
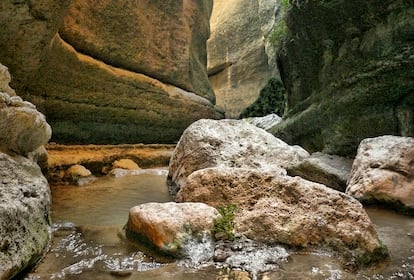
[271,0,414,156]
[0,153,51,280]
[112,159,140,171]
[168,119,309,195]
[0,64,15,96]
[126,202,220,257]
[287,152,353,192]
[346,136,414,213]
[0,0,221,144]
[177,167,387,263]
[0,63,51,155]
[0,94,51,155]
[208,0,280,117]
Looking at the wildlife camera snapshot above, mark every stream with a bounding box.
[25,170,414,280]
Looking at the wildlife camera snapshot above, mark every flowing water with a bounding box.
[25,170,414,280]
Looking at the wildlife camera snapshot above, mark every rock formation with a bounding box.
[167,119,309,195]
[287,152,353,192]
[346,135,414,214]
[177,167,387,264]
[0,63,51,279]
[168,119,387,264]
[126,202,220,259]
[0,0,220,144]
[270,0,414,156]
[208,0,280,118]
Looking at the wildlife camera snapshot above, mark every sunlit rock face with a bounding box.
[208,0,280,118]
[0,0,220,144]
[271,0,414,156]
[346,135,414,214]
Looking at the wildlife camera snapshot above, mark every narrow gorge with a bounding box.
[0,0,413,279]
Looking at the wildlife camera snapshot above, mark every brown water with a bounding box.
[26,171,414,280]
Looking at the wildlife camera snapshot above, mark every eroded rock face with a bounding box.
[0,0,220,144]
[208,0,280,117]
[0,153,51,280]
[0,93,51,155]
[177,167,387,264]
[271,0,414,156]
[346,136,414,214]
[125,202,220,258]
[167,119,309,195]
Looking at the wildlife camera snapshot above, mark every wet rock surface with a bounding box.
[125,202,220,259]
[177,167,387,264]
[346,135,414,214]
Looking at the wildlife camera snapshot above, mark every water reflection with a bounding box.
[26,172,414,280]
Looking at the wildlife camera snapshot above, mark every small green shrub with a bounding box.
[213,204,237,241]
[239,78,286,118]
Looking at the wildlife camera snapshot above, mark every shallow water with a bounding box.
[26,171,414,279]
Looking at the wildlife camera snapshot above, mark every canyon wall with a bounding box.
[0,0,220,144]
[208,0,280,118]
[271,0,414,156]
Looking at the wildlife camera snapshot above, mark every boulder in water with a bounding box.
[346,135,414,214]
[125,202,220,261]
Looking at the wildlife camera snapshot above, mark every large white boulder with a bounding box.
[346,135,414,213]
[167,119,309,195]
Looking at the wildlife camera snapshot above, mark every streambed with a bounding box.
[26,171,414,279]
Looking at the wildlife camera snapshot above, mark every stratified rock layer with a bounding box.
[0,0,220,144]
[208,0,279,117]
[271,0,414,156]
[346,135,414,214]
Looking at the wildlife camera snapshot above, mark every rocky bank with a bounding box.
[0,64,52,279]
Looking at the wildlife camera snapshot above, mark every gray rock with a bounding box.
[243,114,282,131]
[346,135,414,214]
[287,152,353,192]
[0,153,51,279]
[168,119,309,195]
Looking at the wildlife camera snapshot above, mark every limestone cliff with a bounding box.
[270,0,414,156]
[208,0,280,118]
[0,0,220,144]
